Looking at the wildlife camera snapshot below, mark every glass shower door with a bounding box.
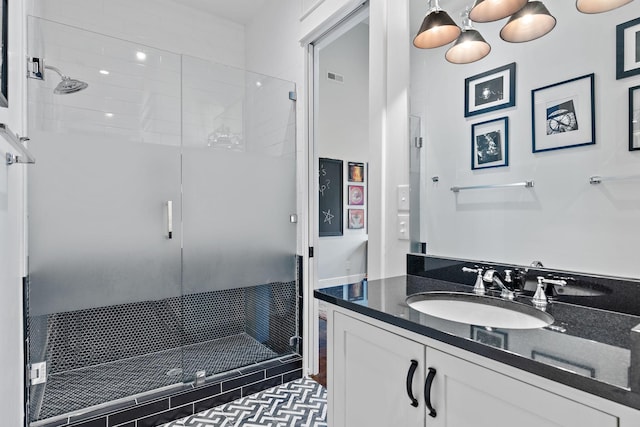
[25,16,299,427]
[180,56,298,380]
[27,18,184,423]
[409,115,423,253]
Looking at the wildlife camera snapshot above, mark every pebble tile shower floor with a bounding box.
[33,334,277,420]
[162,377,327,427]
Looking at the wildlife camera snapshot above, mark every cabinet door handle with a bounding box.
[406,359,419,407]
[424,367,437,418]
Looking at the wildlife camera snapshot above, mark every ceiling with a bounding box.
[170,0,267,25]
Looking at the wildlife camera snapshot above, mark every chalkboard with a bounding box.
[319,158,343,236]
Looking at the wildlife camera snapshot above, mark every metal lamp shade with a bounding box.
[576,0,633,13]
[469,0,528,22]
[445,30,491,63]
[413,10,461,49]
[500,1,556,43]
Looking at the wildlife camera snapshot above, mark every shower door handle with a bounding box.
[167,200,173,239]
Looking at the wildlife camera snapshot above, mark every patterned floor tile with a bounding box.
[163,378,327,427]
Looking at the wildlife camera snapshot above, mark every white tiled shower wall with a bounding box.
[27,0,306,254]
[28,0,246,68]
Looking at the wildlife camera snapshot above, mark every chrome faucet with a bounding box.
[483,269,516,300]
[532,276,567,307]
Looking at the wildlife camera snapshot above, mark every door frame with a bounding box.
[304,2,370,377]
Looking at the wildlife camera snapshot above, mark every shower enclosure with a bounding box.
[26,18,299,425]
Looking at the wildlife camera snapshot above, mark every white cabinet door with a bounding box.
[332,312,425,427]
[426,347,618,427]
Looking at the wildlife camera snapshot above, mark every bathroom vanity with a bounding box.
[314,255,640,426]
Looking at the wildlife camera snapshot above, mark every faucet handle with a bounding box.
[538,276,567,287]
[532,278,548,307]
[504,269,513,282]
[462,266,485,294]
[533,276,567,307]
[462,266,482,274]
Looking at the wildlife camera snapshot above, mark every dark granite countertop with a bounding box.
[315,274,640,410]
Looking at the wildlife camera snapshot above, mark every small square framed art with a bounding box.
[465,62,516,117]
[531,74,595,153]
[471,116,508,170]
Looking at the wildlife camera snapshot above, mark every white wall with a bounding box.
[381,0,411,278]
[317,23,369,284]
[0,0,27,424]
[28,0,245,68]
[411,0,640,278]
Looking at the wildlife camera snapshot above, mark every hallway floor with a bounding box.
[162,377,327,427]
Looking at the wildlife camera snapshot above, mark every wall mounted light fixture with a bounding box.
[469,0,528,22]
[445,9,491,63]
[500,1,556,43]
[414,0,461,48]
[413,0,634,62]
[576,0,633,13]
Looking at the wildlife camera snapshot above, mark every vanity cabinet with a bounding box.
[332,311,425,427]
[331,311,619,427]
[426,347,616,427]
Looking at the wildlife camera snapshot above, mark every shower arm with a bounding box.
[44,65,68,80]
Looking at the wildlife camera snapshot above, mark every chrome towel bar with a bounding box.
[0,123,35,165]
[589,174,640,184]
[451,180,534,193]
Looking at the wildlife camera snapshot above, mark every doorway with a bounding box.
[309,5,370,384]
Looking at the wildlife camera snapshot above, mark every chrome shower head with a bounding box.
[45,65,88,94]
[53,76,88,94]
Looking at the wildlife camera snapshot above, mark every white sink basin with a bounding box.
[406,292,554,329]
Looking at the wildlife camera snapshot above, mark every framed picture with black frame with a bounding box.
[470,326,508,350]
[348,208,364,229]
[464,62,516,117]
[471,116,509,170]
[531,351,595,378]
[531,74,595,153]
[348,161,365,182]
[348,185,364,205]
[616,17,640,80]
[630,85,640,151]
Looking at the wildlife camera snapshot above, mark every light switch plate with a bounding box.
[397,214,410,240]
[397,185,410,211]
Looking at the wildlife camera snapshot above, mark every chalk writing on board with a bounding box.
[322,209,335,224]
[319,164,331,197]
[320,179,331,197]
